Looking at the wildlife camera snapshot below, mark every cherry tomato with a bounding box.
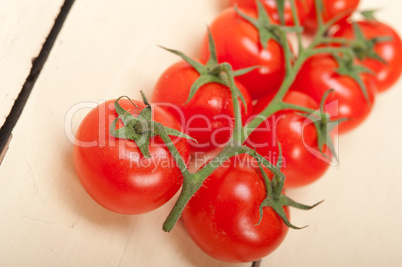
[152,60,252,153]
[199,8,287,100]
[246,91,331,188]
[292,54,377,134]
[73,99,190,214]
[332,21,402,92]
[182,154,289,263]
[228,0,313,26]
[304,0,360,32]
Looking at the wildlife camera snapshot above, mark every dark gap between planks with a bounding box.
[252,260,262,267]
[0,1,260,266]
[0,0,75,164]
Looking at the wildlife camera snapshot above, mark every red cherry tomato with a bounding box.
[228,0,313,26]
[332,21,402,92]
[246,91,331,188]
[292,54,377,134]
[199,8,288,100]
[152,61,252,153]
[304,0,360,32]
[182,154,289,263]
[73,99,190,214]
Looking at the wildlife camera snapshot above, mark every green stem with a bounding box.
[267,30,297,103]
[310,4,357,48]
[162,142,285,232]
[289,0,303,53]
[281,31,293,80]
[197,146,283,182]
[161,0,358,233]
[196,146,284,188]
[196,146,243,178]
[320,37,355,45]
[305,47,354,58]
[163,146,242,232]
[243,101,283,141]
[222,63,244,144]
[163,182,197,232]
[245,47,353,142]
[245,46,352,140]
[281,102,317,114]
[314,0,325,33]
[155,124,192,179]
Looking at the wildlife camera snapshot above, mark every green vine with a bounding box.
[110,0,385,233]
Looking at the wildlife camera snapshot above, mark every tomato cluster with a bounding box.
[73,0,402,264]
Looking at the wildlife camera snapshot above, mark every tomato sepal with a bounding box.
[255,152,323,230]
[333,52,373,103]
[109,93,196,158]
[274,0,286,25]
[234,2,302,49]
[295,89,343,162]
[159,30,253,111]
[360,9,380,22]
[349,22,392,64]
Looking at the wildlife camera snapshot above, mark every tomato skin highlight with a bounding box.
[332,21,402,93]
[246,91,331,188]
[73,99,190,214]
[228,0,313,26]
[292,54,377,134]
[199,8,287,100]
[152,60,252,153]
[304,0,360,32]
[182,154,289,263]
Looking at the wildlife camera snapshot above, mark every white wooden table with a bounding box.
[1,0,401,266]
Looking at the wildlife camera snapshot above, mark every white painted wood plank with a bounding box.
[0,0,65,128]
[0,0,401,266]
[0,0,246,266]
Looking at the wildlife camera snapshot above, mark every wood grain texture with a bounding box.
[0,1,247,266]
[0,0,401,266]
[0,0,65,128]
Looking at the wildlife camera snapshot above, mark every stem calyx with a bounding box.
[109,94,196,158]
[159,29,254,110]
[349,22,391,64]
[234,1,302,50]
[254,147,323,230]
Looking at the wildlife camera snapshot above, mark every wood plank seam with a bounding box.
[252,260,261,267]
[0,0,76,164]
[0,134,12,165]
